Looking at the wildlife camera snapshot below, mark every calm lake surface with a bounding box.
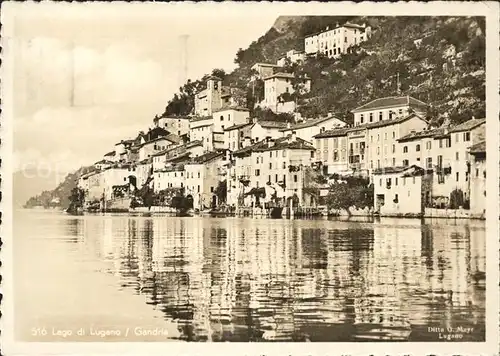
[14,209,486,342]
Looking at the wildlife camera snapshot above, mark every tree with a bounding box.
[67,187,85,214]
[325,177,373,216]
[215,180,227,205]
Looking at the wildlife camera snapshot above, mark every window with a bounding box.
[268,175,271,183]
[377,147,380,155]
[370,160,373,169]
[384,132,387,140]
[220,115,224,121]
[426,157,432,169]
[269,163,272,169]
[386,178,392,189]
[413,176,416,184]
[270,151,272,158]
[294,175,298,182]
[426,141,432,150]
[345,36,347,43]
[395,178,398,186]
[311,151,315,158]
[398,109,403,116]
[392,144,395,153]
[456,172,459,181]
[456,152,459,160]
[416,157,420,161]
[370,136,373,143]
[476,168,479,177]
[255,169,260,176]
[415,144,420,152]
[403,159,409,166]
[256,157,259,164]
[392,131,395,139]
[197,185,200,192]
[439,139,443,148]
[464,132,471,141]
[377,160,380,169]
[455,133,459,142]
[379,112,383,121]
[334,151,339,161]
[360,114,364,124]
[483,170,486,179]
[377,134,380,142]
[392,158,396,166]
[389,111,393,120]
[369,113,373,122]
[283,162,286,169]
[403,177,406,185]
[394,193,399,203]
[221,125,224,130]
[198,172,200,178]
[403,146,408,153]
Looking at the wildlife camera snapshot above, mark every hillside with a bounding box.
[164,16,485,126]
[23,166,93,209]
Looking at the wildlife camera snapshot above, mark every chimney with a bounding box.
[287,122,291,129]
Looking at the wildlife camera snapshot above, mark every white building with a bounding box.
[260,72,311,113]
[153,116,190,137]
[304,23,372,58]
[280,115,346,143]
[250,63,281,81]
[184,151,226,210]
[277,50,306,67]
[224,122,252,152]
[351,95,428,127]
[468,141,486,217]
[250,120,288,142]
[154,166,186,193]
[373,165,432,216]
[212,107,250,132]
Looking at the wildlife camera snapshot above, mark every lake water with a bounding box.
[14,210,486,342]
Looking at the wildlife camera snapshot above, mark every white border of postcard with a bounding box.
[1,1,499,355]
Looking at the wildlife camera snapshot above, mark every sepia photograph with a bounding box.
[1,1,499,355]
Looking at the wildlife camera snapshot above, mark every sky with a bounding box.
[5,3,277,176]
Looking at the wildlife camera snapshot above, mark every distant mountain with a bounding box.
[22,166,92,209]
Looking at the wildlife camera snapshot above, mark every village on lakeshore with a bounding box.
[73,21,488,219]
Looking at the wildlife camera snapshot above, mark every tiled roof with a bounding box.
[94,159,113,165]
[224,122,252,131]
[186,140,203,148]
[372,165,425,176]
[190,116,212,123]
[351,96,428,113]
[233,140,268,156]
[398,127,446,142]
[252,62,281,68]
[263,72,296,80]
[104,150,115,157]
[352,113,427,131]
[469,140,486,154]
[213,106,250,114]
[314,127,351,139]
[255,120,289,129]
[281,116,345,131]
[190,151,225,164]
[449,118,486,133]
[256,140,315,152]
[165,133,181,144]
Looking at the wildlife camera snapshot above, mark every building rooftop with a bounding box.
[305,22,369,38]
[353,113,427,131]
[190,150,225,164]
[251,62,281,68]
[469,140,486,154]
[398,127,446,142]
[224,122,252,132]
[190,115,213,123]
[281,116,345,132]
[256,139,315,152]
[314,127,351,139]
[372,165,425,176]
[94,159,114,165]
[212,106,250,114]
[263,72,296,80]
[351,95,428,113]
[104,150,115,157]
[255,120,289,129]
[449,118,486,133]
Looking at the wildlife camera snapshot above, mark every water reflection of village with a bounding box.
[77,216,486,342]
